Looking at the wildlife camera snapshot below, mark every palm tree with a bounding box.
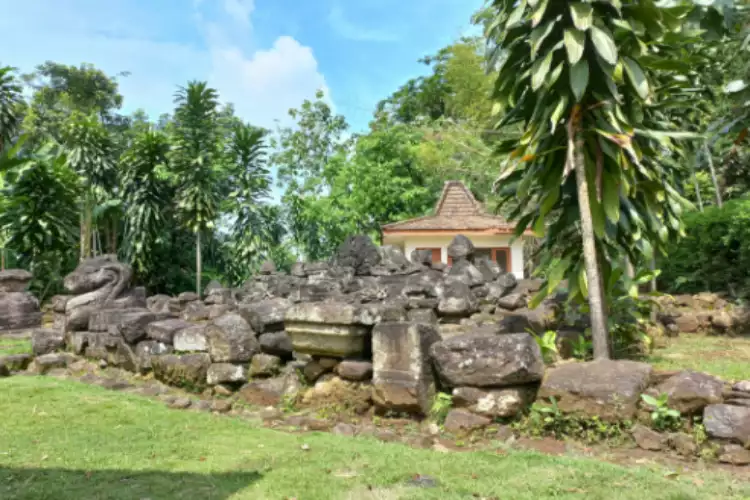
[170,81,221,295]
[0,65,24,270]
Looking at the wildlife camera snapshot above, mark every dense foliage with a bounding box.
[660,198,750,298]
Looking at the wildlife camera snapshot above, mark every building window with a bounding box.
[416,248,441,264]
[492,248,511,273]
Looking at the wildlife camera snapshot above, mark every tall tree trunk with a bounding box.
[704,141,723,208]
[1,247,5,270]
[572,126,610,360]
[196,231,202,296]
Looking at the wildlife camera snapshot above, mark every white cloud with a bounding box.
[208,36,329,127]
[327,5,399,42]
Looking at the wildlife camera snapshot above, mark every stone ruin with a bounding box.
[0,269,42,332]
[10,234,750,463]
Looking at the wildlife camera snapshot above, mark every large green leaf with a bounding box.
[564,29,586,64]
[569,59,589,102]
[590,26,618,65]
[622,57,649,100]
[531,50,554,91]
[569,3,593,31]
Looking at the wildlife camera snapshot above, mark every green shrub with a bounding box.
[659,199,750,297]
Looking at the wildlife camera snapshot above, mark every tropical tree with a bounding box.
[170,81,221,295]
[120,128,172,279]
[61,111,118,260]
[0,142,79,298]
[0,65,25,269]
[480,0,729,359]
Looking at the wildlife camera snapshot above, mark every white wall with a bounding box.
[388,234,525,278]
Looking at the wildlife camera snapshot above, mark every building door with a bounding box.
[491,248,511,273]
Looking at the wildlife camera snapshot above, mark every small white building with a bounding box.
[381,180,531,278]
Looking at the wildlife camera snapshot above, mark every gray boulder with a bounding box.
[207,363,248,385]
[447,235,475,262]
[704,404,750,444]
[258,331,294,358]
[430,332,544,388]
[173,325,208,352]
[452,385,536,418]
[648,370,724,415]
[410,249,434,266]
[538,360,653,420]
[181,301,209,322]
[205,313,258,363]
[134,340,173,372]
[0,291,42,331]
[238,298,291,333]
[151,353,211,389]
[31,328,65,356]
[333,235,381,276]
[437,281,478,317]
[249,353,282,377]
[146,318,192,344]
[0,269,32,292]
[107,309,161,343]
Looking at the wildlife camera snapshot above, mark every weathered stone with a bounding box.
[146,318,192,343]
[447,235,475,262]
[513,278,541,295]
[448,260,485,287]
[205,313,258,363]
[238,298,292,333]
[443,408,490,433]
[302,359,330,383]
[711,312,734,331]
[168,397,192,410]
[211,399,233,413]
[0,269,32,292]
[238,367,301,406]
[668,433,698,457]
[332,422,358,437]
[703,404,750,444]
[258,330,294,358]
[336,360,373,381]
[181,301,209,321]
[151,353,211,389]
[50,295,70,313]
[207,304,232,319]
[372,322,440,415]
[497,305,555,334]
[334,235,381,275]
[410,249,434,267]
[408,308,437,325]
[674,313,700,333]
[63,255,133,331]
[107,309,161,343]
[204,289,234,306]
[631,424,665,451]
[32,353,73,374]
[495,293,527,311]
[203,280,224,296]
[177,291,200,304]
[259,260,276,275]
[733,380,750,393]
[451,385,536,418]
[0,291,42,331]
[301,375,372,412]
[0,353,32,372]
[207,363,248,385]
[379,245,410,270]
[31,328,65,356]
[249,353,282,377]
[718,444,750,465]
[648,370,724,415]
[173,325,208,352]
[538,360,653,420]
[474,257,501,282]
[430,332,544,388]
[358,302,408,324]
[285,302,370,357]
[146,294,171,314]
[134,340,173,372]
[437,281,478,317]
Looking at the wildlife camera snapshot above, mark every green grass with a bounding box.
[646,335,750,381]
[0,338,31,356]
[1,377,749,499]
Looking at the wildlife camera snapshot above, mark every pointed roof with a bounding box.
[382,181,517,233]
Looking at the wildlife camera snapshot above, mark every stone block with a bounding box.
[372,322,440,415]
[173,325,208,352]
[205,313,258,363]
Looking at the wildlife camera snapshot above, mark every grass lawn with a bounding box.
[0,338,31,356]
[1,377,749,499]
[646,334,750,382]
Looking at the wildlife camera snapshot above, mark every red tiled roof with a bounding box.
[382,181,516,232]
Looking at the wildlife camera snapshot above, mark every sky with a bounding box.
[0,0,483,132]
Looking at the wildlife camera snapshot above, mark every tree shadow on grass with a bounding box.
[0,466,262,500]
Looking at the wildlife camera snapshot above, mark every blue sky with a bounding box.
[0,0,483,132]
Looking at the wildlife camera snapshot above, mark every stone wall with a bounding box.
[0,269,42,332]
